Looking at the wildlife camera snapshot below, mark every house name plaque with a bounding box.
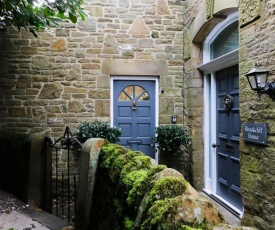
[243,122,267,145]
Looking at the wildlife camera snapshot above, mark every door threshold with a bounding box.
[200,190,243,222]
[208,194,242,218]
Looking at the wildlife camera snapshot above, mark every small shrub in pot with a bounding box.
[152,125,190,155]
[77,121,121,143]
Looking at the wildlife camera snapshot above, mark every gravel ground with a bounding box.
[0,189,31,215]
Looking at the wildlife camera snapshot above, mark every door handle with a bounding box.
[212,143,219,148]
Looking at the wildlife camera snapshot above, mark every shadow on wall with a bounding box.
[75,139,227,230]
[0,130,49,208]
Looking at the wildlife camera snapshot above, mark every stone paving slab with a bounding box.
[0,211,50,230]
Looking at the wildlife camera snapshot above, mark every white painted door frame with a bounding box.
[198,12,242,215]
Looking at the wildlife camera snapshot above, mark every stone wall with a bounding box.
[183,0,207,189]
[76,140,226,230]
[183,0,275,229]
[183,0,239,190]
[239,0,275,229]
[76,139,256,230]
[0,130,49,208]
[0,0,184,139]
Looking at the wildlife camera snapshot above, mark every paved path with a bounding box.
[0,206,72,230]
[0,210,50,230]
[0,189,73,230]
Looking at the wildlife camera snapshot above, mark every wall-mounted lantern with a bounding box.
[245,63,275,100]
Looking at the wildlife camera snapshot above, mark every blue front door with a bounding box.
[216,65,242,211]
[113,80,155,158]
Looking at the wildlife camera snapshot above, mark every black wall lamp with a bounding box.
[245,63,275,100]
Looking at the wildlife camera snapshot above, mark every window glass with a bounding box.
[118,85,150,101]
[118,91,131,101]
[138,91,150,101]
[210,21,239,60]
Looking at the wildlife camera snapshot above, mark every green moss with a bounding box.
[120,155,152,179]
[95,143,211,230]
[108,150,142,183]
[144,198,178,227]
[147,165,167,177]
[125,170,148,205]
[123,170,147,190]
[148,177,187,204]
[179,226,200,230]
[141,196,209,230]
[114,198,124,217]
[100,143,128,169]
[123,166,170,222]
[136,177,188,229]
[124,216,134,230]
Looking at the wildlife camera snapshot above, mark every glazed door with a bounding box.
[113,80,155,158]
[215,65,242,210]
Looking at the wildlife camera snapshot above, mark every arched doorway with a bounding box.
[198,12,243,216]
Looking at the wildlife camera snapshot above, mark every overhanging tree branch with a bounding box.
[0,0,86,37]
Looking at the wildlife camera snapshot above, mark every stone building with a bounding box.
[0,0,275,229]
[0,0,184,160]
[183,0,275,229]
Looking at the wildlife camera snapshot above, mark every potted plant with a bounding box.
[152,125,190,170]
[77,121,121,143]
[152,125,190,155]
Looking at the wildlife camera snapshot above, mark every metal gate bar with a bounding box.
[46,127,82,224]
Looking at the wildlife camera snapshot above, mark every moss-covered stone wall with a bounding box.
[76,142,226,230]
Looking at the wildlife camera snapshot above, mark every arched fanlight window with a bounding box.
[118,85,150,101]
[210,20,239,60]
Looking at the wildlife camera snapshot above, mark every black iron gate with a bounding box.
[44,127,82,224]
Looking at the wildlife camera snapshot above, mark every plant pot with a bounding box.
[158,150,175,168]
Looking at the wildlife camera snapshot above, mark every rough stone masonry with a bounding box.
[0,0,185,139]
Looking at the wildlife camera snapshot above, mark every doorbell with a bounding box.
[172,115,177,123]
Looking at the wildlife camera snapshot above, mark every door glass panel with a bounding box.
[118,85,150,101]
[138,91,150,101]
[124,86,134,99]
[135,86,144,97]
[119,91,131,101]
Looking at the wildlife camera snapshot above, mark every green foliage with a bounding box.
[0,0,87,37]
[77,121,121,143]
[124,216,134,230]
[152,125,190,155]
